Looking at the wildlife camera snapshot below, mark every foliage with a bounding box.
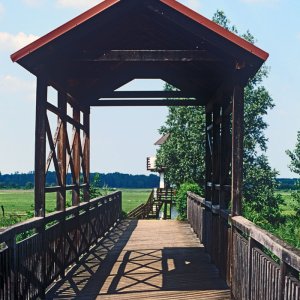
[156,84,206,188]
[157,10,281,225]
[286,131,300,217]
[175,182,203,220]
[286,131,300,175]
[89,173,102,199]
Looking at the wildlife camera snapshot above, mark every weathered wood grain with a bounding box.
[46,220,230,299]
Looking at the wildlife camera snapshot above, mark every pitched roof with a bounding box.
[10,0,269,105]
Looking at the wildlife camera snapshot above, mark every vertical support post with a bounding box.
[34,77,47,217]
[57,92,67,211]
[72,106,81,206]
[212,105,221,265]
[204,108,212,253]
[231,85,244,217]
[83,108,90,202]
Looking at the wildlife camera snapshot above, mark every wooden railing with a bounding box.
[0,192,122,300]
[187,192,300,300]
[127,190,154,219]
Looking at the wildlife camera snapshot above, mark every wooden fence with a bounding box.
[187,192,300,300]
[0,192,122,299]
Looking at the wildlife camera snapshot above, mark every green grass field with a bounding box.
[276,190,297,217]
[0,189,151,227]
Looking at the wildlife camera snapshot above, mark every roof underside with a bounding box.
[11,0,269,107]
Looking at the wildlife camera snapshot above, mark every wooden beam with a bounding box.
[76,50,221,62]
[89,99,203,107]
[72,106,81,206]
[34,77,48,217]
[99,91,199,99]
[231,85,244,216]
[83,108,90,202]
[57,92,67,211]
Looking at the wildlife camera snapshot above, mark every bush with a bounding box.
[176,182,203,220]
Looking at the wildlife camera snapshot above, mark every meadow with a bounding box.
[0,189,151,227]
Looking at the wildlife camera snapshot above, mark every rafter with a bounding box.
[74,50,221,62]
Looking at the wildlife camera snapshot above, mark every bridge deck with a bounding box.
[47,220,230,299]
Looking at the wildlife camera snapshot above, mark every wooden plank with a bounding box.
[99,91,198,99]
[76,50,221,62]
[46,220,230,299]
[45,119,62,173]
[83,109,90,202]
[34,77,48,218]
[72,106,81,206]
[89,99,203,106]
[57,92,67,211]
[231,84,244,216]
[232,216,300,272]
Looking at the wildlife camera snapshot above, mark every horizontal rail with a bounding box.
[187,192,300,300]
[0,192,122,299]
[232,216,300,272]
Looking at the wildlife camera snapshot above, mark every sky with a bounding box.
[0,0,299,178]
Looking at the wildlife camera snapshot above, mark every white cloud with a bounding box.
[0,75,35,101]
[56,0,103,9]
[0,32,39,52]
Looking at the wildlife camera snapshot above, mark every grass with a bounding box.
[0,188,151,228]
[276,190,297,217]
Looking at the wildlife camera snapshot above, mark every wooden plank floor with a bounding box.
[47,220,231,299]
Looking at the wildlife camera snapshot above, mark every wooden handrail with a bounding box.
[187,192,300,300]
[232,215,300,272]
[0,192,122,299]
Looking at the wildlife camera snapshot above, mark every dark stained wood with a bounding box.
[99,91,198,99]
[34,77,48,218]
[0,192,122,299]
[188,193,300,300]
[231,84,244,216]
[83,108,90,202]
[46,102,85,130]
[90,99,203,106]
[45,119,62,173]
[72,105,80,206]
[46,220,231,299]
[57,92,67,211]
[76,49,221,62]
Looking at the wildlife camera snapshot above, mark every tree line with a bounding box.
[0,172,159,189]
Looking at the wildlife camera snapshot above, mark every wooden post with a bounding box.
[72,106,81,206]
[231,84,244,217]
[83,108,90,202]
[57,92,67,211]
[34,77,48,217]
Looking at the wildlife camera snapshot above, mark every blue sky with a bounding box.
[0,0,299,177]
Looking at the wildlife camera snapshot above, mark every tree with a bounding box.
[286,131,300,217]
[156,87,206,187]
[156,10,282,224]
[286,131,300,175]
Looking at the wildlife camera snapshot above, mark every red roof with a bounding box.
[11,0,268,63]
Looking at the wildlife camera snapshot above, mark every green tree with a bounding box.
[286,131,300,216]
[156,87,206,187]
[156,10,282,224]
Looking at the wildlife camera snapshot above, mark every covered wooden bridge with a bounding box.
[1,0,300,299]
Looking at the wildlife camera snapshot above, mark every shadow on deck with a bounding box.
[46,220,230,299]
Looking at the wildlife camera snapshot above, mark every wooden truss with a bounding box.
[34,77,90,217]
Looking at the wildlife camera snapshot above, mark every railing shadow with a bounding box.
[46,219,138,299]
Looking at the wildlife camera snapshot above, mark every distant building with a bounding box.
[147,134,170,188]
